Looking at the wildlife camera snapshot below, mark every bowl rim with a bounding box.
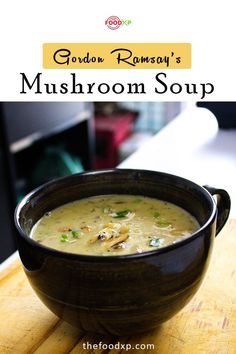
[14,168,217,262]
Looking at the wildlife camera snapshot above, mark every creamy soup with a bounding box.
[31,195,199,256]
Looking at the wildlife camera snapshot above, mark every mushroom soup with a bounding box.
[31,195,199,256]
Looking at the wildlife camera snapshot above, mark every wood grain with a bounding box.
[0,220,235,354]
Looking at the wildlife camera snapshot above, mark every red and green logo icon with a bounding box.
[105,16,131,30]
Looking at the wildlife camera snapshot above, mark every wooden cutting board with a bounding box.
[0,219,236,354]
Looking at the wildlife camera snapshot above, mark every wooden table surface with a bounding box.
[0,220,235,354]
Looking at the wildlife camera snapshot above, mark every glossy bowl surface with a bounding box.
[15,169,230,335]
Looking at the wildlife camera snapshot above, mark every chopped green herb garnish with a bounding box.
[156,219,171,227]
[103,207,133,218]
[60,234,69,242]
[71,230,80,238]
[149,238,162,247]
[112,209,132,218]
[153,211,160,218]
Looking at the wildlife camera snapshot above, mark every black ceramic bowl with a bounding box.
[15,169,230,336]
